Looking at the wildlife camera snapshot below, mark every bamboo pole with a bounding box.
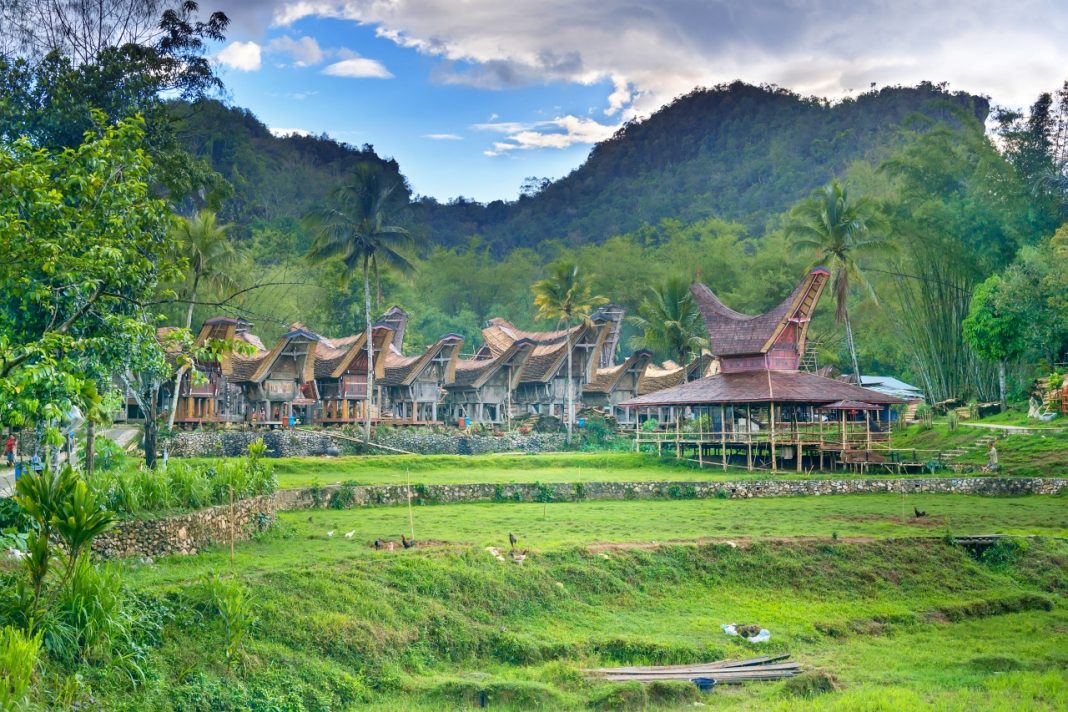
[720,404,727,471]
[770,402,777,472]
[746,404,753,471]
[407,468,416,540]
[697,408,703,468]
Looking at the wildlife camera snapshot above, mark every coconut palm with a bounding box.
[167,210,241,429]
[628,277,708,380]
[172,210,240,330]
[305,163,419,441]
[532,261,607,443]
[785,180,892,384]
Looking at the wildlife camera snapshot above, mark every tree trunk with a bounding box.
[364,262,373,443]
[166,364,190,430]
[844,313,862,385]
[85,417,95,479]
[565,323,574,445]
[144,415,158,469]
[998,360,1007,412]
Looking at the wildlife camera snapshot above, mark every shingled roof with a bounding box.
[585,350,653,394]
[478,318,605,383]
[691,267,829,357]
[621,369,904,407]
[637,354,715,395]
[380,334,464,387]
[448,339,535,389]
[316,326,394,380]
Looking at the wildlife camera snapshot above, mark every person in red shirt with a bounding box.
[4,435,15,467]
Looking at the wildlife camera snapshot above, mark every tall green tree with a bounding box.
[532,261,606,443]
[628,277,708,376]
[0,114,176,451]
[165,209,241,429]
[962,276,1027,410]
[305,163,419,440]
[785,180,891,384]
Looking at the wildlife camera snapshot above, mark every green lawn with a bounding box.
[128,494,1068,587]
[107,531,1068,710]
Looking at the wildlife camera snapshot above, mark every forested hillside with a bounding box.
[174,82,988,250]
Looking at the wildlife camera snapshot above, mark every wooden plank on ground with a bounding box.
[585,654,788,674]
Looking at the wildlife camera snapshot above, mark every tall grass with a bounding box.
[91,453,276,517]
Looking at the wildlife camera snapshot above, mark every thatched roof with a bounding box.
[478,318,606,383]
[585,350,653,394]
[448,339,535,389]
[691,267,829,357]
[621,369,904,407]
[637,354,715,395]
[381,334,464,387]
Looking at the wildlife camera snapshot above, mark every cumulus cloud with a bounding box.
[267,0,1068,117]
[267,35,324,66]
[322,55,394,78]
[216,40,262,71]
[424,133,464,140]
[269,127,313,137]
[478,115,618,156]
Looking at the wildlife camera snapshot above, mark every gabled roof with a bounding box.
[381,334,464,387]
[585,350,653,394]
[621,369,905,407]
[448,339,535,389]
[316,325,395,380]
[479,318,612,383]
[637,354,714,395]
[691,267,829,357]
[249,325,322,384]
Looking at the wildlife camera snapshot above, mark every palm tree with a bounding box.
[172,210,240,330]
[305,163,418,441]
[167,210,241,429]
[532,261,607,443]
[785,180,892,384]
[628,277,708,379]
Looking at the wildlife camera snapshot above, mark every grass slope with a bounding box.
[97,533,1067,711]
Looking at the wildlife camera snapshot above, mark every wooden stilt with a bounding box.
[770,402,777,472]
[720,404,727,471]
[746,403,753,471]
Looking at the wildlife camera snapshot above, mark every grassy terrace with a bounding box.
[117,525,1068,710]
[249,431,1067,489]
[131,494,1068,584]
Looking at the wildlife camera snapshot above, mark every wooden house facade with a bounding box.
[583,350,654,424]
[380,334,464,423]
[443,339,535,425]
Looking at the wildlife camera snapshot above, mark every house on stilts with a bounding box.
[619,268,905,472]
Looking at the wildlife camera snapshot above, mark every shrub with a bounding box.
[647,680,700,705]
[589,680,647,710]
[0,626,41,710]
[640,418,659,432]
[203,575,256,674]
[328,483,357,509]
[782,670,840,697]
[946,410,959,431]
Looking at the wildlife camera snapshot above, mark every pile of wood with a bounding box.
[586,654,800,685]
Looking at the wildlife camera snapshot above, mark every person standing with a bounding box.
[987,443,999,472]
[4,435,15,467]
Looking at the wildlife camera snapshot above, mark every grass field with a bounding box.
[129,494,1068,586]
[106,530,1068,710]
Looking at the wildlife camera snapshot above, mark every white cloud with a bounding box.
[424,133,463,140]
[216,40,262,71]
[269,127,313,137]
[479,115,618,156]
[267,35,324,66]
[267,0,1068,118]
[322,56,394,78]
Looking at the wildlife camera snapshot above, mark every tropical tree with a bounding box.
[305,163,419,440]
[165,209,241,429]
[785,179,891,384]
[962,276,1027,411]
[532,261,607,443]
[628,277,708,377]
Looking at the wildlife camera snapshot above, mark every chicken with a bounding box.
[344,530,355,539]
[509,532,518,550]
[326,530,335,538]
[914,507,926,518]
[373,538,383,549]
[401,533,415,549]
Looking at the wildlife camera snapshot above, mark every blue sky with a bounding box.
[207,1,1068,203]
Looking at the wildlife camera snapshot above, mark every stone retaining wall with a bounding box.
[93,495,276,559]
[274,476,1068,510]
[161,429,569,458]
